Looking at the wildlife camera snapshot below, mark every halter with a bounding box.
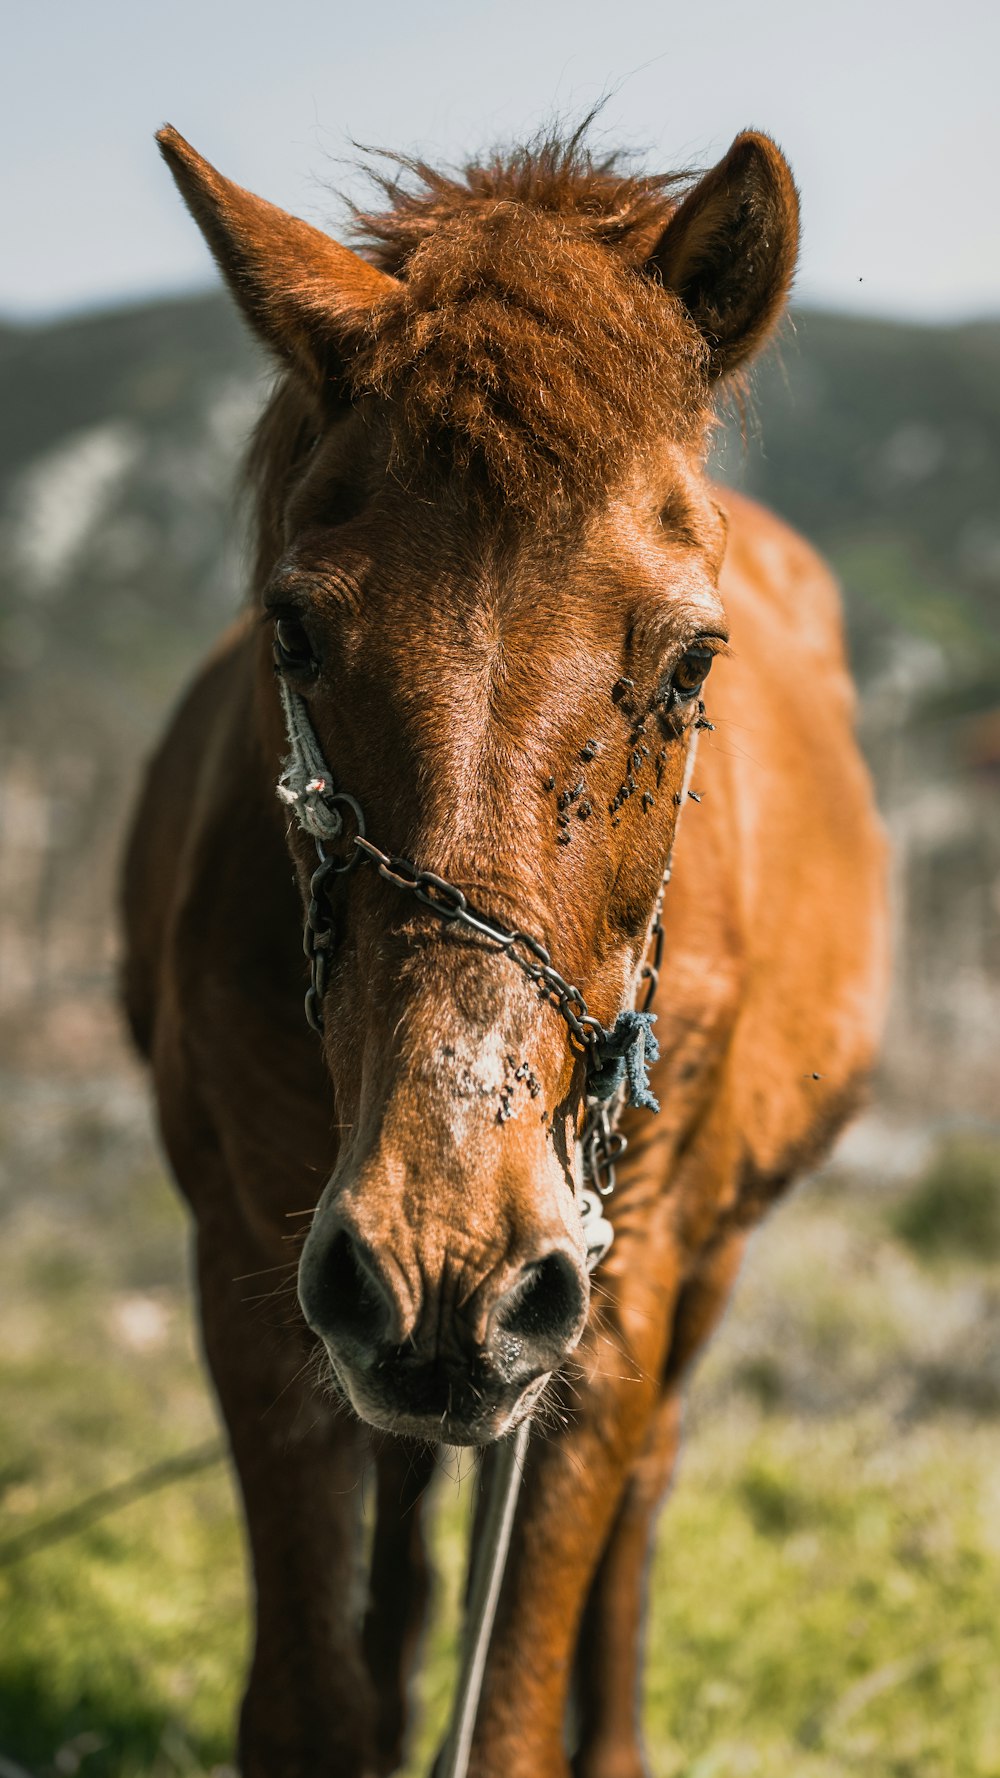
[275,674,700,1207]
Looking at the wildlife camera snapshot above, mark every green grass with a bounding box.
[890,1134,1000,1263]
[3,1088,1000,1777]
[645,1417,1000,1776]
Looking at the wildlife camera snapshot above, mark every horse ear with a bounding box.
[647,132,799,379]
[156,126,398,389]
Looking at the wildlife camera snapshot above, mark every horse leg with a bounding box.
[570,1391,682,1778]
[193,1190,377,1778]
[464,1202,681,1778]
[363,1438,438,1775]
[571,1233,748,1778]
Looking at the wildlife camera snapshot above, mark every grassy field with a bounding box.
[2,1067,999,1778]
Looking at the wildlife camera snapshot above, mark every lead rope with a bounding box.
[438,1418,529,1778]
[274,676,698,1778]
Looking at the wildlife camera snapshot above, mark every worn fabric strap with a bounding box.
[590,1008,660,1112]
[275,680,345,841]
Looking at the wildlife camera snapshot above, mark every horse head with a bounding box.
[158,123,798,1443]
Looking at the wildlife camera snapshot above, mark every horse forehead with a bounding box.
[372,583,617,723]
[325,581,618,821]
[330,525,607,655]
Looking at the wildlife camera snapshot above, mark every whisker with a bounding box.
[259,1350,322,1421]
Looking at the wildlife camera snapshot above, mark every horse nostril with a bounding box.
[305,1226,395,1357]
[492,1250,587,1362]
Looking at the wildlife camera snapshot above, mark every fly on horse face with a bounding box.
[123,121,887,1778]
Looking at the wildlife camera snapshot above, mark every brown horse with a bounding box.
[122,121,887,1778]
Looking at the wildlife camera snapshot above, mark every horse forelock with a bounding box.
[351,205,710,509]
[350,131,689,273]
[247,137,715,559]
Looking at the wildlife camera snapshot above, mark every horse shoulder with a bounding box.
[123,619,335,1214]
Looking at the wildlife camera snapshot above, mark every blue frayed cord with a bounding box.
[590,1010,660,1112]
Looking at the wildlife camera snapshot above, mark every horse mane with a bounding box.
[349,127,688,273]
[247,130,713,577]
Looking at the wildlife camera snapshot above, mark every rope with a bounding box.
[438,1417,531,1778]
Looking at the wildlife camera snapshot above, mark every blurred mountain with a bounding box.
[0,293,997,1108]
[0,295,263,717]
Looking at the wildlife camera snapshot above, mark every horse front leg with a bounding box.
[364,1437,438,1775]
[193,1191,377,1778]
[571,1233,748,1778]
[467,1201,680,1778]
[571,1391,682,1778]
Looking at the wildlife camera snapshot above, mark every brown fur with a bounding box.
[345,135,709,507]
[351,202,710,509]
[124,124,886,1778]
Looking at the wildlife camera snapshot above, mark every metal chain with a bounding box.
[353,835,606,1053]
[580,1101,626,1197]
[279,682,701,1778]
[302,831,668,1052]
[301,824,607,1053]
[302,848,339,1036]
[577,901,663,1197]
[301,827,669,1195]
[300,792,367,1035]
[576,722,698,1196]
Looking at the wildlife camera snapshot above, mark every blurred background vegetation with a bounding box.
[1,294,999,1776]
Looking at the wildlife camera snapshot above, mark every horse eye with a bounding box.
[672,647,713,701]
[274,615,316,675]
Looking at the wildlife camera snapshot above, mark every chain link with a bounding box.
[302,848,338,1035]
[576,867,670,1194]
[581,1101,628,1198]
[302,829,602,1055]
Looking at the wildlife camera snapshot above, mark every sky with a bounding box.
[3,0,998,323]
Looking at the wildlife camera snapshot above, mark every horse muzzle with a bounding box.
[298,1206,589,1444]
